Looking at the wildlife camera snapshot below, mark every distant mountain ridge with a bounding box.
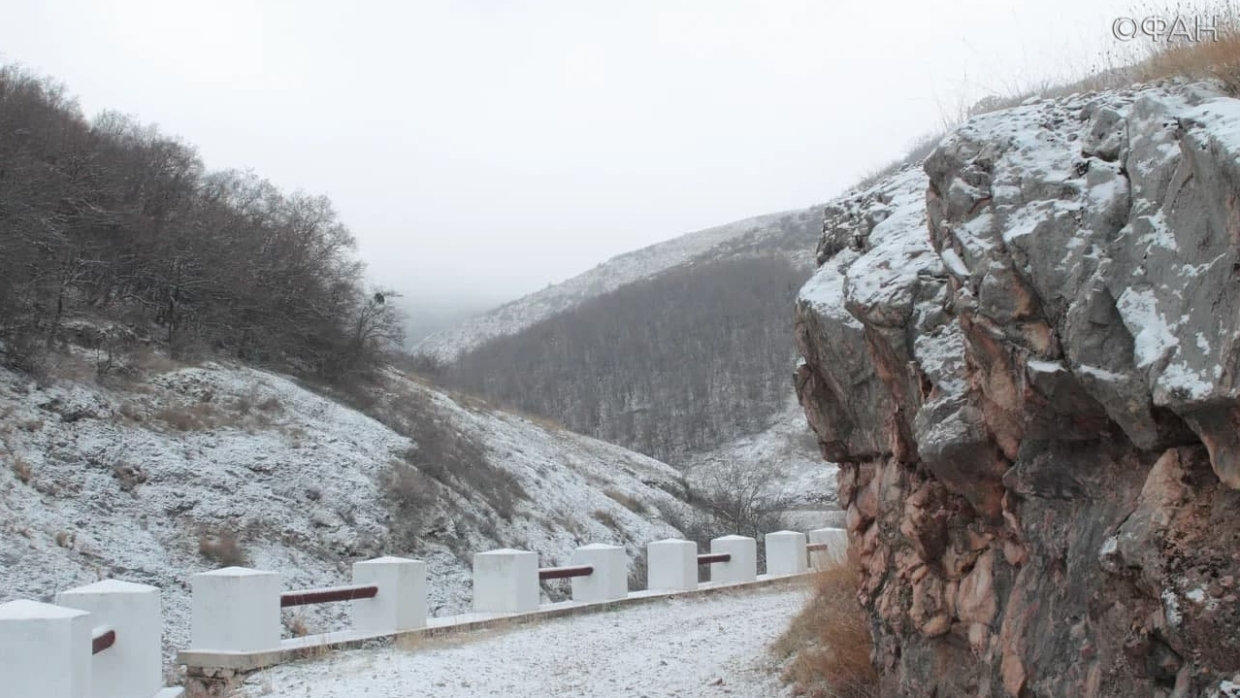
[413,205,825,363]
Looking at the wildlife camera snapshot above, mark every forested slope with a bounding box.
[443,254,812,461]
[0,66,400,378]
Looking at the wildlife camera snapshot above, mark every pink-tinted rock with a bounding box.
[793,84,1240,696]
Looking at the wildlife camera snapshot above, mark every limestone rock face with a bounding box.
[795,83,1240,697]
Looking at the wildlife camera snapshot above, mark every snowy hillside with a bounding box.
[0,352,693,658]
[414,206,823,362]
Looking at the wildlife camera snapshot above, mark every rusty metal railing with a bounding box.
[696,553,731,565]
[280,584,379,608]
[92,626,116,655]
[538,565,593,581]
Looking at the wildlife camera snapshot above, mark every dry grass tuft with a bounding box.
[155,403,222,431]
[11,456,32,484]
[1130,1,1240,93]
[285,614,310,638]
[603,487,648,514]
[198,530,248,567]
[591,509,620,529]
[772,552,878,698]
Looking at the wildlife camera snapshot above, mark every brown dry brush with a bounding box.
[1131,0,1240,94]
[772,551,879,698]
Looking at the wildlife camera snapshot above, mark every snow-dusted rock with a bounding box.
[795,82,1240,697]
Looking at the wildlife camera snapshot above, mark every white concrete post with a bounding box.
[568,544,628,603]
[473,549,539,613]
[710,535,758,584]
[808,527,849,567]
[190,567,281,652]
[765,530,808,577]
[646,538,697,591]
[56,580,162,698]
[0,599,92,698]
[351,556,427,634]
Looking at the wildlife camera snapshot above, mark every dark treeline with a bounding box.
[0,66,401,376]
[441,254,811,462]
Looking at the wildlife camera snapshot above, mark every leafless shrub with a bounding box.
[393,351,450,381]
[591,509,620,529]
[683,460,795,542]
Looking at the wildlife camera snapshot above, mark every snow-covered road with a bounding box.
[236,584,807,698]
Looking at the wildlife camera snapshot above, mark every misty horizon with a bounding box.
[3,0,1147,312]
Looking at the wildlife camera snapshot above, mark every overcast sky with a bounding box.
[2,0,1142,308]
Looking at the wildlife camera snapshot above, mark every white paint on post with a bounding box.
[765,530,808,576]
[0,599,92,698]
[808,527,849,567]
[710,535,758,584]
[568,544,628,603]
[56,579,162,698]
[351,556,427,634]
[473,549,539,613]
[646,539,698,591]
[190,567,282,653]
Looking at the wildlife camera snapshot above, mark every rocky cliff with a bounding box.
[794,82,1240,697]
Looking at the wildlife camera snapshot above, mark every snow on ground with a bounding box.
[0,351,694,661]
[413,206,822,363]
[236,584,805,698]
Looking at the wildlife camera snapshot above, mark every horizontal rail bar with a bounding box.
[538,565,594,580]
[92,626,116,655]
[697,553,732,565]
[280,584,379,608]
[806,543,830,551]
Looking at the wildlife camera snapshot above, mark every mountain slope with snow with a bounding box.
[0,351,693,658]
[414,205,823,362]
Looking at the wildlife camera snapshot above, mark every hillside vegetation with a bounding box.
[413,206,822,363]
[440,253,812,462]
[0,66,401,379]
